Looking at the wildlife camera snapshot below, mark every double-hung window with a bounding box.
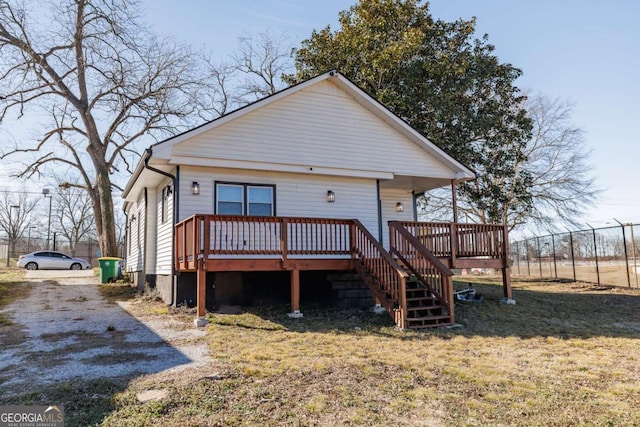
[216,183,275,216]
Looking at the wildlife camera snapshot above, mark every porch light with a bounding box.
[396,202,404,212]
[191,181,200,195]
[326,190,335,203]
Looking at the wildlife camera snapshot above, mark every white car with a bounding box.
[17,251,92,270]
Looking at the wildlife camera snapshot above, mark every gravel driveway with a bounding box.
[0,270,212,397]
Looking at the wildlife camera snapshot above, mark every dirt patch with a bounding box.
[0,274,215,397]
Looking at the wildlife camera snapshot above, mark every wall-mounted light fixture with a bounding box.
[130,214,137,221]
[192,182,200,195]
[326,190,335,203]
[395,202,404,212]
[165,185,173,196]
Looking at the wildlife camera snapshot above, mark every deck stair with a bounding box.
[353,262,453,329]
[403,274,452,328]
[351,219,454,329]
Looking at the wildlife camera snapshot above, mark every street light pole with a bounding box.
[43,189,52,250]
[6,205,19,267]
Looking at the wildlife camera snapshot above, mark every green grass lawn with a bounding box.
[2,274,640,426]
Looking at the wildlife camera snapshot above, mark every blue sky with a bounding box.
[2,1,638,229]
[140,0,640,227]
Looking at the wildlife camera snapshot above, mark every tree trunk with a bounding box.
[85,113,119,257]
[96,169,118,257]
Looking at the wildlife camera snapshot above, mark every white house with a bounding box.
[122,70,511,329]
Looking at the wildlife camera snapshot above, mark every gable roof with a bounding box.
[123,70,474,199]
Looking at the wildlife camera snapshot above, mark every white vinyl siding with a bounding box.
[123,75,473,274]
[145,189,157,275]
[125,194,146,272]
[380,188,415,249]
[155,179,173,275]
[179,166,379,238]
[171,80,454,180]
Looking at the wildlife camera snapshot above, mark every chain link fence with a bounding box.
[511,223,640,287]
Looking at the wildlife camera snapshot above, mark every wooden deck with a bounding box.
[175,215,511,328]
[391,221,510,269]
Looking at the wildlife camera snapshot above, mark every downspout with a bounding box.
[412,191,418,222]
[122,209,128,266]
[143,188,148,287]
[143,148,177,305]
[376,179,383,242]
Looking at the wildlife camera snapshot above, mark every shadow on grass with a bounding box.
[211,279,640,341]
[452,279,640,339]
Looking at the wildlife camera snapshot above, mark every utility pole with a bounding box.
[43,189,53,250]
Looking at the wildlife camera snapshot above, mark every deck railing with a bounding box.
[394,221,508,260]
[175,215,409,324]
[175,215,508,325]
[176,216,509,267]
[351,220,409,327]
[389,222,454,320]
[175,215,352,270]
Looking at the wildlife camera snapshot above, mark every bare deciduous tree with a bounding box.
[200,58,236,117]
[232,30,294,100]
[0,0,218,256]
[0,191,39,262]
[55,177,95,255]
[518,95,599,230]
[421,94,598,232]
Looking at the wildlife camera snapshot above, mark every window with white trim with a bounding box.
[215,183,275,216]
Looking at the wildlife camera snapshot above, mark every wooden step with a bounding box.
[407,321,453,329]
[406,314,452,329]
[355,259,453,330]
[407,309,445,318]
[407,304,443,311]
[406,288,431,296]
[406,296,436,302]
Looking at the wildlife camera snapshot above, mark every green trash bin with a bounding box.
[98,257,122,283]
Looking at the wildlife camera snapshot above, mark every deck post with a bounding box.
[281,218,289,269]
[501,267,513,300]
[192,216,199,269]
[195,258,208,327]
[449,223,458,268]
[451,179,459,224]
[174,222,180,272]
[288,268,303,318]
[501,226,515,304]
[398,276,407,329]
[444,275,455,323]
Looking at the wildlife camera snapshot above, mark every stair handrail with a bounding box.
[389,221,455,321]
[351,219,409,328]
